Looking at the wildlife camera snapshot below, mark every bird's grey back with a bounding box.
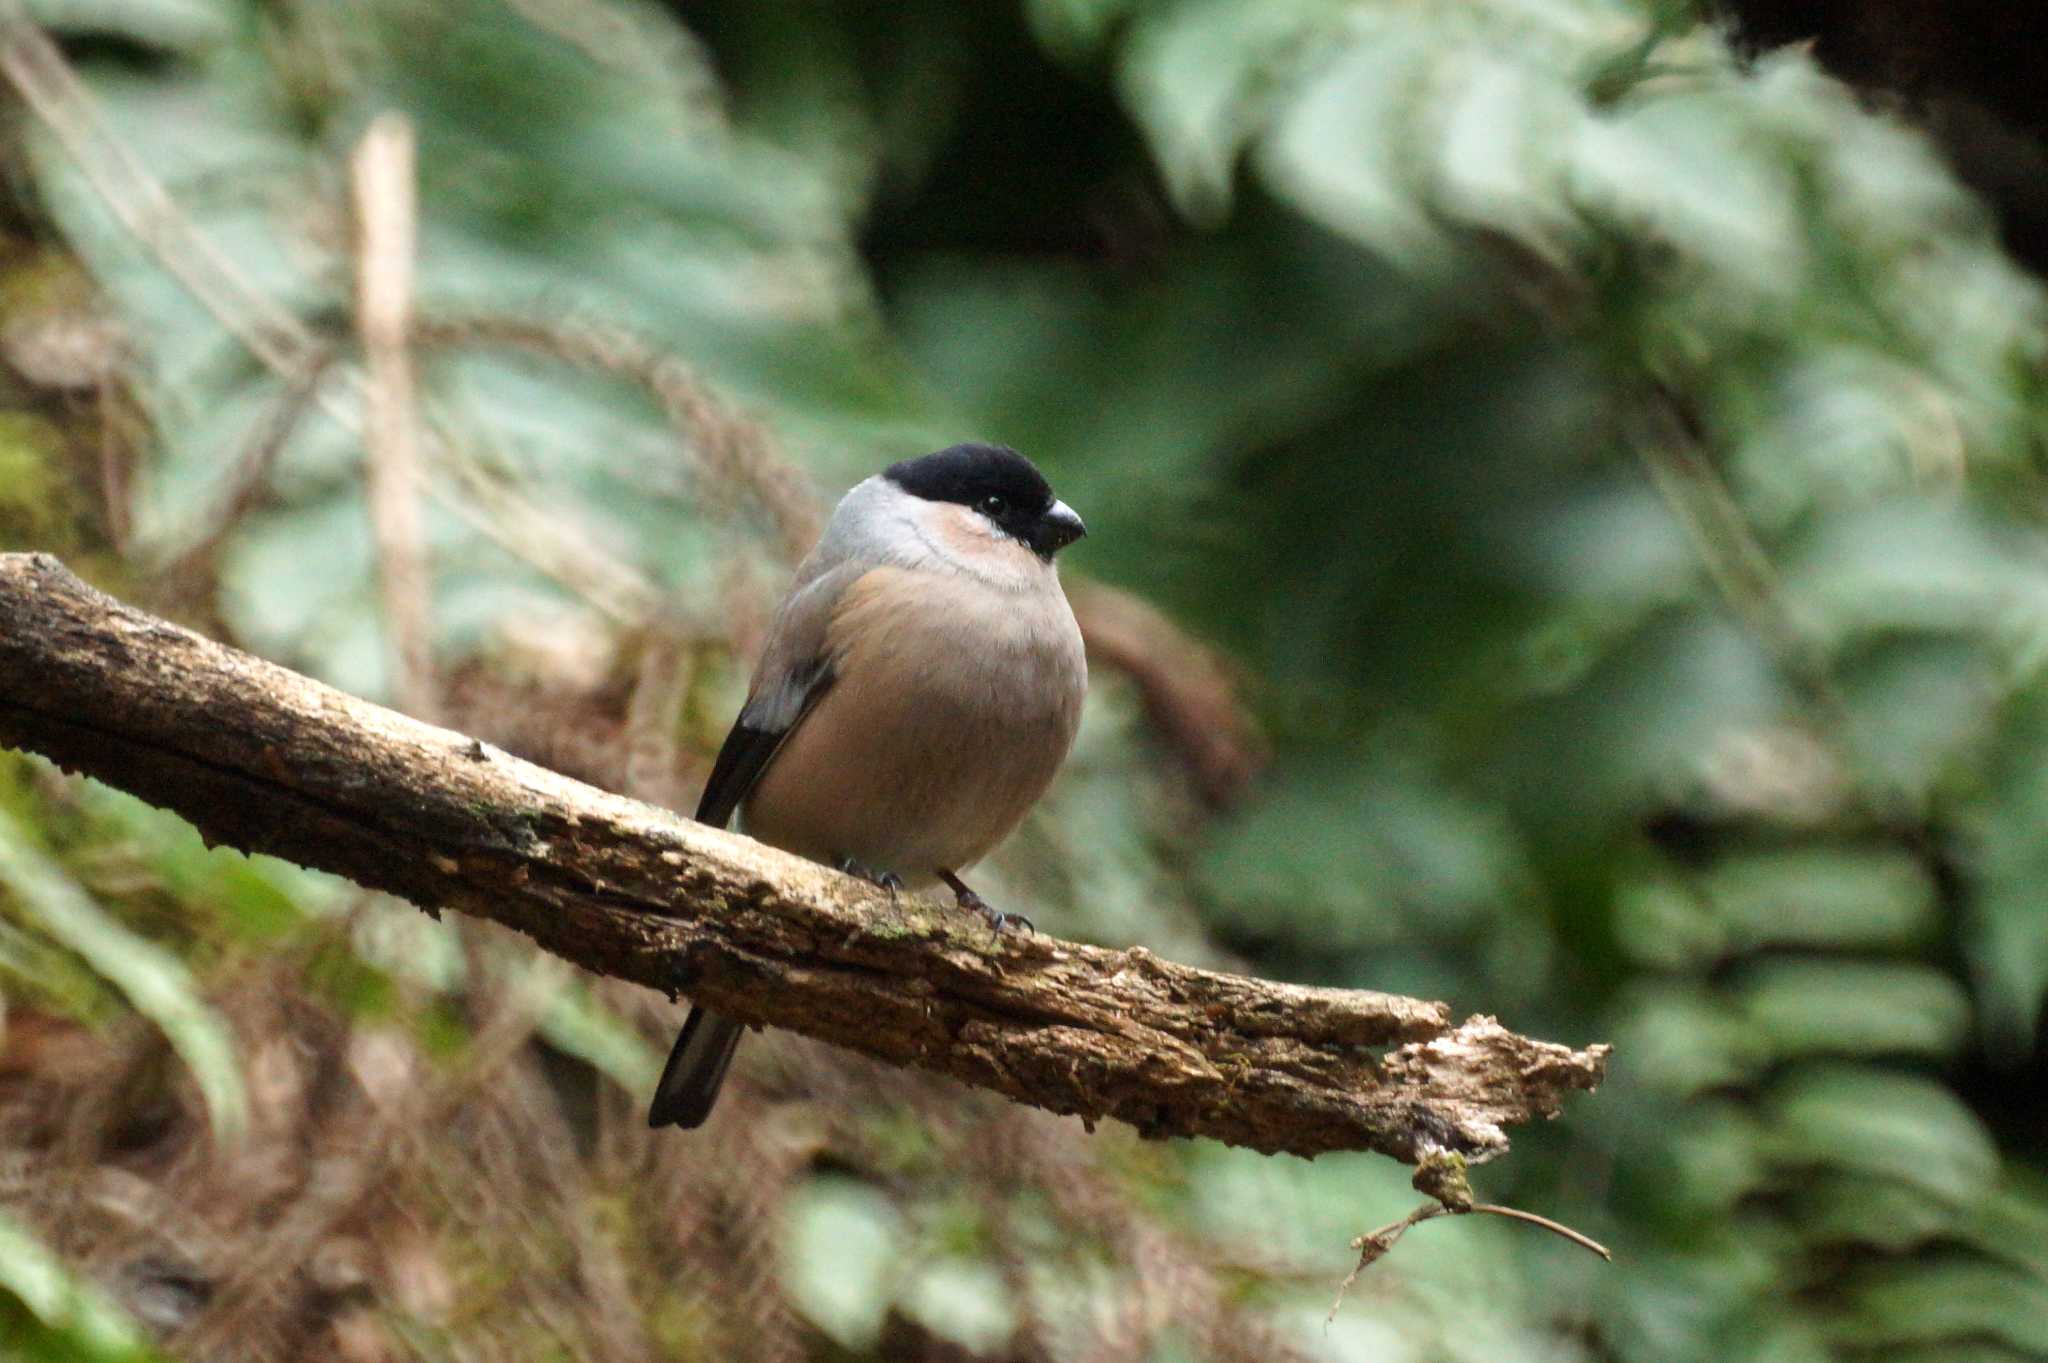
[738,478,899,732]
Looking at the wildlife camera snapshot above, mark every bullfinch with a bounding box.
[648,443,1089,1129]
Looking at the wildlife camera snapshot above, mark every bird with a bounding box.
[648,442,1090,1129]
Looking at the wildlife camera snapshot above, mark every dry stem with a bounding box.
[1326,1151,1612,1321]
[351,115,437,722]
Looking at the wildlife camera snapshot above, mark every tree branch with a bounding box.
[0,553,1608,1161]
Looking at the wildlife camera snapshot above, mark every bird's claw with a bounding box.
[837,856,903,896]
[956,888,1033,941]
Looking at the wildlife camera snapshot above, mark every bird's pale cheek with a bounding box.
[929,504,998,556]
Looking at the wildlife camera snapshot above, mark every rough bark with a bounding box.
[0,552,1607,1161]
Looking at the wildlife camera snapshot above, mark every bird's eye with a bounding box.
[978,494,1008,518]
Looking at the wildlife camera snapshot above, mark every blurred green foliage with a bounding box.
[0,801,248,1140]
[4,0,2048,1359]
[0,1208,165,1363]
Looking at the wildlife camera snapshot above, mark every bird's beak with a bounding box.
[1038,500,1088,555]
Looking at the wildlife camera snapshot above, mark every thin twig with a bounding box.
[0,10,746,634]
[430,414,666,625]
[1327,1152,1611,1322]
[162,349,337,580]
[1326,1200,1611,1321]
[0,0,320,377]
[1631,388,1828,688]
[1631,385,1916,828]
[1326,1202,1444,1318]
[94,380,132,555]
[352,115,438,721]
[1468,1203,1613,1260]
[1066,580,1268,809]
[621,618,699,809]
[414,312,821,560]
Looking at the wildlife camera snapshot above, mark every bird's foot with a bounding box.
[837,855,903,896]
[938,870,1033,940]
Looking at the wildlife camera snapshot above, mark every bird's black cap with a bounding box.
[885,443,1085,558]
[885,443,1053,513]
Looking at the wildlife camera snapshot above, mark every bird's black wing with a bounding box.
[693,657,833,828]
[652,570,845,1131]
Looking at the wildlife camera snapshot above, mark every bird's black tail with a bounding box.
[647,1007,745,1129]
